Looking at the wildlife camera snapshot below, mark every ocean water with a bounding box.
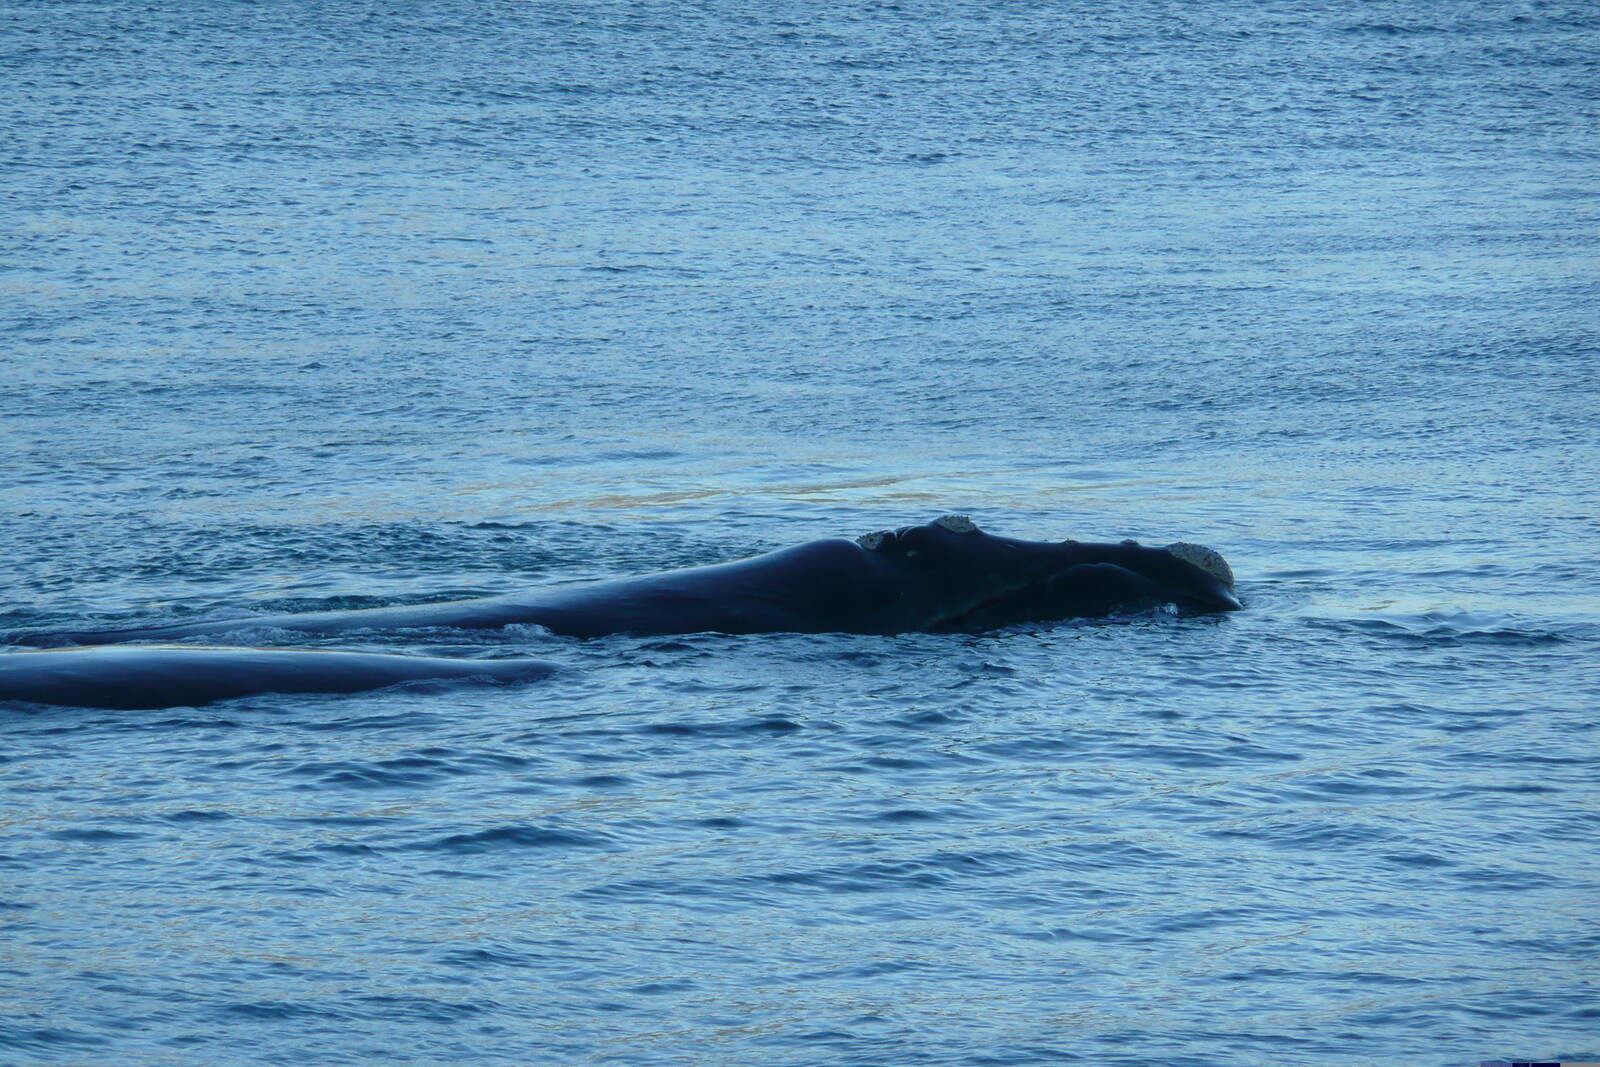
[2,0,1597,1063]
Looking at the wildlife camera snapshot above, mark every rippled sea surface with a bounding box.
[3,1,1598,1063]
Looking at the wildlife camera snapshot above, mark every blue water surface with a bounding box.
[2,0,1597,1063]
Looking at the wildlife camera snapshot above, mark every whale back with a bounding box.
[0,646,557,709]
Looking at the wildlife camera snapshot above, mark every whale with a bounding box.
[0,646,559,710]
[17,516,1240,648]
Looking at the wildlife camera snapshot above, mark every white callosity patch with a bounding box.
[1164,542,1236,591]
[860,514,977,548]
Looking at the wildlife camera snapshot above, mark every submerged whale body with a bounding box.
[0,646,559,710]
[27,515,1240,648]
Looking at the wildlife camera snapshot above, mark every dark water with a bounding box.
[3,0,1598,1063]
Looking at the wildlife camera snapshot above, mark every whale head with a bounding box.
[854,516,1240,631]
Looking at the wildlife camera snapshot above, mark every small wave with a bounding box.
[47,827,145,843]
[287,757,468,790]
[1207,820,1403,851]
[0,1023,111,1053]
[215,1001,348,1021]
[1304,610,1579,648]
[158,809,236,823]
[1338,22,1440,35]
[867,807,948,824]
[879,708,962,729]
[347,995,487,1023]
[623,978,698,995]
[1379,850,1456,869]
[438,946,536,969]
[413,824,614,853]
[641,716,802,738]
[564,773,635,788]
[995,924,1149,945]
